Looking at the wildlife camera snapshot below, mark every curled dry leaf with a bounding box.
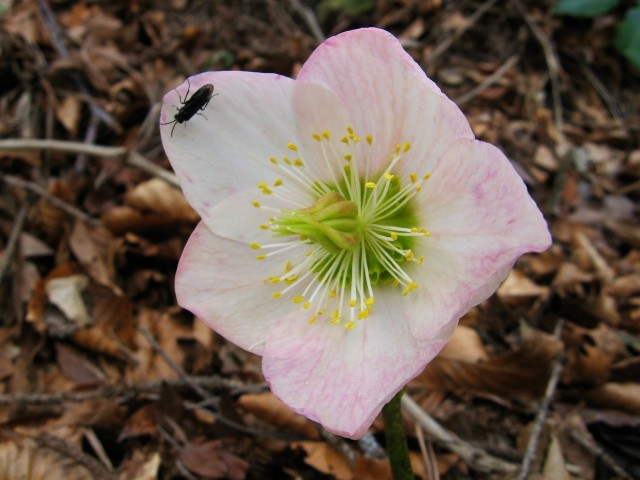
[587,383,640,416]
[415,328,562,400]
[69,220,120,294]
[292,441,353,480]
[44,274,91,328]
[179,439,249,480]
[0,437,94,480]
[237,392,319,439]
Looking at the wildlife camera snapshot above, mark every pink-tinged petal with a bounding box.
[262,289,447,439]
[161,71,299,223]
[176,222,307,355]
[297,28,473,175]
[407,139,551,339]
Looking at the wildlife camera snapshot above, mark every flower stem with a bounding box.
[382,389,413,480]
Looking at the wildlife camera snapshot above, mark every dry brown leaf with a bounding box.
[117,450,160,480]
[541,434,572,480]
[0,437,94,480]
[69,220,120,294]
[497,269,550,299]
[179,439,249,480]
[237,392,319,439]
[552,262,594,297]
[438,325,488,363]
[292,441,353,480]
[118,405,158,442]
[55,95,82,135]
[353,457,392,480]
[415,329,561,400]
[55,342,105,386]
[125,178,198,222]
[44,274,91,327]
[587,383,640,415]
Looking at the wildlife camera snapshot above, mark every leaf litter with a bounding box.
[0,0,638,478]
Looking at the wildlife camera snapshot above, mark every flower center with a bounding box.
[251,126,431,330]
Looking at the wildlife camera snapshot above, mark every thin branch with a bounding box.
[512,0,567,153]
[425,0,500,65]
[0,139,180,188]
[2,174,99,226]
[287,0,325,43]
[456,54,520,106]
[402,394,519,474]
[569,430,633,480]
[0,376,261,405]
[517,320,565,480]
[0,201,30,287]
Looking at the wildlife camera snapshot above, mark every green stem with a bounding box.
[382,389,413,480]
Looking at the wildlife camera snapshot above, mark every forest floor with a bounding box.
[0,0,639,479]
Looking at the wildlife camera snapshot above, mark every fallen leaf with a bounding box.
[292,441,352,480]
[44,274,91,327]
[180,439,249,480]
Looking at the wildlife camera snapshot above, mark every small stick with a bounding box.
[2,174,100,226]
[0,139,180,187]
[456,54,520,106]
[517,320,565,480]
[0,201,30,287]
[426,0,500,65]
[569,430,633,480]
[402,394,518,474]
[287,0,325,43]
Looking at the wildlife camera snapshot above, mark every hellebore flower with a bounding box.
[161,28,551,439]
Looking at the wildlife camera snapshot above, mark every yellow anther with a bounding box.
[256,254,266,260]
[251,242,261,250]
[417,256,425,266]
[384,173,394,180]
[411,227,418,232]
[272,292,282,299]
[392,280,399,287]
[285,261,292,272]
[292,295,304,304]
[395,144,401,153]
[410,172,417,183]
[340,136,349,144]
[283,157,292,165]
[257,181,268,188]
[349,299,356,307]
[269,276,280,283]
[322,130,330,139]
[285,275,298,284]
[423,230,431,237]
[261,187,273,195]
[294,158,304,167]
[404,250,414,261]
[403,142,411,152]
[345,321,356,330]
[312,133,322,141]
[287,142,298,152]
[416,184,422,192]
[365,182,376,189]
[390,232,398,241]
[309,315,317,325]
[349,134,361,142]
[273,178,283,186]
[317,309,327,316]
[365,297,375,305]
[259,224,269,230]
[366,134,373,145]
[346,126,354,134]
[329,290,337,298]
[303,301,311,309]
[402,281,418,296]
[330,310,341,324]
[269,156,278,165]
[344,154,352,161]
[252,201,261,208]
[423,172,431,180]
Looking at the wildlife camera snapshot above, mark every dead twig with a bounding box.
[0,376,263,405]
[512,0,567,153]
[287,0,325,43]
[456,54,520,106]
[0,139,180,187]
[425,0,500,66]
[0,200,30,288]
[402,394,519,474]
[569,430,633,480]
[2,174,99,226]
[517,320,565,480]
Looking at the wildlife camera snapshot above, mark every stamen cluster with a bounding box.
[251,126,432,330]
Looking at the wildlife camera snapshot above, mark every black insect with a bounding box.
[161,79,217,137]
